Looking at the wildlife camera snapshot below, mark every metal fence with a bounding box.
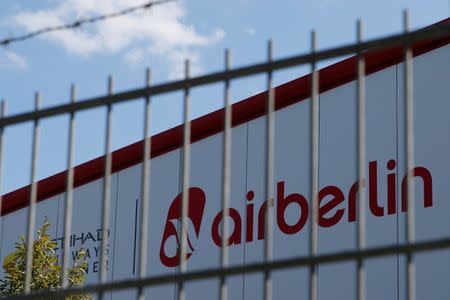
[0,11,449,300]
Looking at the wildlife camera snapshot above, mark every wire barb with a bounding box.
[0,0,175,47]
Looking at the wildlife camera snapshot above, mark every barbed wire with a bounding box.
[0,0,175,47]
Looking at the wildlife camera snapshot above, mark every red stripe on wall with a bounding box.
[1,20,449,216]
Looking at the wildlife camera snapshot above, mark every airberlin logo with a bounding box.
[160,159,433,267]
[159,188,206,267]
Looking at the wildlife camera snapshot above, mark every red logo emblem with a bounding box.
[159,188,206,267]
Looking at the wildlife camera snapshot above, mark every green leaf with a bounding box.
[0,218,92,299]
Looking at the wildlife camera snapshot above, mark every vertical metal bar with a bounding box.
[220,49,232,300]
[309,30,319,300]
[24,92,41,293]
[356,19,367,300]
[61,84,77,288]
[99,75,114,300]
[178,59,191,300]
[0,101,6,220]
[137,68,152,300]
[264,39,275,300]
[403,10,416,300]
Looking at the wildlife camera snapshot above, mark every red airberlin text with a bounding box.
[211,159,432,246]
[160,159,433,267]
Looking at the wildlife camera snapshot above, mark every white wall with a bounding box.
[0,44,448,299]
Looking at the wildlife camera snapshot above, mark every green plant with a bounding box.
[0,218,92,300]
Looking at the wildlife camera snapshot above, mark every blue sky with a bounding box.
[0,0,448,194]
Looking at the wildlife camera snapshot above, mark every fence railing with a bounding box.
[0,11,449,300]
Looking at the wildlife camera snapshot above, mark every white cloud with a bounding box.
[10,0,225,77]
[164,48,202,80]
[124,48,145,65]
[245,27,256,36]
[0,49,27,70]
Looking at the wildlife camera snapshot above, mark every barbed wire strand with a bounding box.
[0,0,175,47]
